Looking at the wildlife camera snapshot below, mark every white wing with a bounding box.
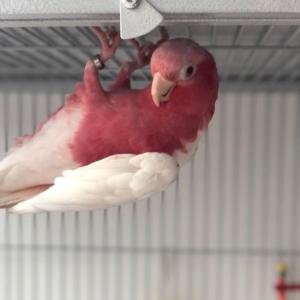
[0,106,82,194]
[9,152,178,213]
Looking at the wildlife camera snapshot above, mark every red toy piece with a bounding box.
[276,263,300,300]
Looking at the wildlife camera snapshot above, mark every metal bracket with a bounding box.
[120,0,163,39]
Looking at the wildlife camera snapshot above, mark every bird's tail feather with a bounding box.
[0,185,51,208]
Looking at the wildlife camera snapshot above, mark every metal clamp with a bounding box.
[120,0,164,39]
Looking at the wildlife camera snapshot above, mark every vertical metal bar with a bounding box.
[144,198,151,300]
[173,178,180,300]
[215,93,227,300]
[17,90,23,136]
[59,213,66,300]
[16,214,24,300]
[29,89,37,300]
[210,26,217,45]
[101,210,108,300]
[159,191,166,300]
[31,214,37,300]
[187,156,195,300]
[291,94,300,272]
[230,93,242,300]
[260,93,272,300]
[74,212,80,300]
[130,203,137,300]
[3,91,9,153]
[115,206,122,300]
[31,91,37,131]
[87,211,95,300]
[200,131,209,300]
[185,26,191,39]
[274,93,286,262]
[46,213,53,300]
[16,90,24,300]
[4,211,11,300]
[245,93,256,300]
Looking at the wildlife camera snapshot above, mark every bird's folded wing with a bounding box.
[9,152,178,213]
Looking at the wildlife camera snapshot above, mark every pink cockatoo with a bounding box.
[0,27,218,213]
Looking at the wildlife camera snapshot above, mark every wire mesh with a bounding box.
[0,83,299,300]
[0,25,300,84]
[0,22,300,300]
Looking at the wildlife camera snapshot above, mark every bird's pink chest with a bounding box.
[69,96,147,165]
[69,86,206,166]
[69,103,189,166]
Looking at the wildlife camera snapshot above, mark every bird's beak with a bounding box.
[151,73,176,107]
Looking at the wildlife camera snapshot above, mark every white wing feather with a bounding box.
[9,152,178,213]
[0,106,82,194]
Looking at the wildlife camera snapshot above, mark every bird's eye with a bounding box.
[179,64,196,80]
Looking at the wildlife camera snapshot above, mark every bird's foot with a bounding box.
[91,26,121,63]
[129,27,169,68]
[109,38,154,90]
[129,39,155,68]
[108,27,169,90]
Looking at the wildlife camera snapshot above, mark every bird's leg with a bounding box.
[91,26,121,64]
[110,27,169,90]
[109,40,153,90]
[80,27,121,103]
[132,27,169,69]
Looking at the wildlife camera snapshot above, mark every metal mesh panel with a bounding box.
[0,25,300,85]
[0,83,299,300]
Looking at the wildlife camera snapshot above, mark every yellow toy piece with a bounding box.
[277,262,286,274]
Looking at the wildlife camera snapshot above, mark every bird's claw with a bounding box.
[91,26,121,63]
[129,39,155,67]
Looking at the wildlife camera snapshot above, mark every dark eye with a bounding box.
[186,66,194,77]
[179,64,196,80]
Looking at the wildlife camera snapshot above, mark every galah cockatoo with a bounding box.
[0,27,218,213]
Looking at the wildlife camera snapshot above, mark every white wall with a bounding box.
[0,84,299,300]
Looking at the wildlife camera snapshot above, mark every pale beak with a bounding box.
[151,72,176,107]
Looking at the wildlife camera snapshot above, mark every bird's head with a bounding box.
[150,38,218,118]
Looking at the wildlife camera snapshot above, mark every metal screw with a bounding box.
[121,0,140,9]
